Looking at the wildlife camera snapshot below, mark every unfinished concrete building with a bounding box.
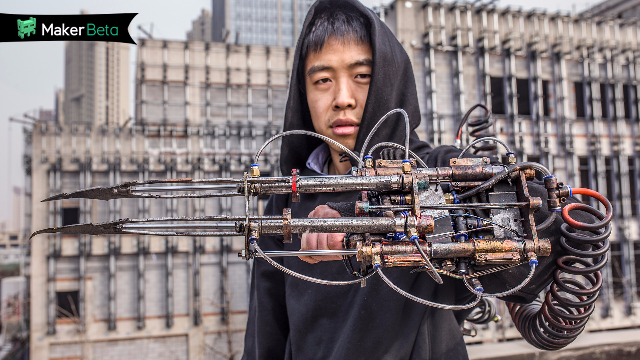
[384,0,640,341]
[29,39,290,359]
[27,1,640,358]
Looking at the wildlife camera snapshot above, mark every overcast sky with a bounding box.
[0,0,595,226]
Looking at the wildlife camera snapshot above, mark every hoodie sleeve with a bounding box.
[242,194,290,360]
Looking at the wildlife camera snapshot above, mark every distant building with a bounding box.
[188,9,213,42]
[54,89,64,125]
[38,109,54,124]
[0,230,20,259]
[11,186,21,234]
[63,12,130,128]
[211,0,315,46]
[585,0,640,19]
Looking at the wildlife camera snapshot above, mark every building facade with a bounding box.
[63,38,130,127]
[211,0,315,46]
[27,1,640,358]
[385,0,640,341]
[188,9,213,42]
[586,0,640,20]
[29,39,291,360]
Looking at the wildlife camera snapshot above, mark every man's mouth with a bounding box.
[331,119,360,136]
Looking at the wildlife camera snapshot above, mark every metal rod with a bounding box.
[257,217,404,235]
[259,250,358,257]
[123,223,237,230]
[130,184,238,192]
[368,203,527,211]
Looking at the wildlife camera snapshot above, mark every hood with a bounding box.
[279,0,428,175]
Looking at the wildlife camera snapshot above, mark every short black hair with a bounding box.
[300,7,371,66]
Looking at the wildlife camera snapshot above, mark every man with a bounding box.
[243,1,574,358]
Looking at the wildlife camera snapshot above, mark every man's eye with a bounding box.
[356,74,371,79]
[315,78,330,84]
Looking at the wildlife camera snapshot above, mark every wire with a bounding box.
[463,264,536,298]
[366,142,428,168]
[455,104,492,148]
[458,137,513,158]
[359,109,411,163]
[377,266,481,310]
[252,239,375,286]
[255,130,362,167]
[535,212,557,232]
[410,236,443,284]
[428,213,523,238]
[457,162,551,201]
[458,137,509,159]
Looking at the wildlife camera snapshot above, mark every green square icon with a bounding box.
[17,17,36,39]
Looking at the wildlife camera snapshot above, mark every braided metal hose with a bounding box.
[506,188,612,350]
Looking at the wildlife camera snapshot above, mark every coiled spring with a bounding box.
[466,298,499,325]
[455,104,496,155]
[506,188,612,350]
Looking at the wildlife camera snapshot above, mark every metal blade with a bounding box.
[29,214,288,239]
[29,219,130,239]
[42,178,244,201]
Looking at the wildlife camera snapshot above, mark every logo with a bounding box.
[17,17,36,39]
[1,13,137,44]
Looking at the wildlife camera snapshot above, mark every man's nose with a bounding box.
[333,80,356,110]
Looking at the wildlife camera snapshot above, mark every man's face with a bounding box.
[304,37,372,152]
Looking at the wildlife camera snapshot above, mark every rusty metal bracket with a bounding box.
[283,208,292,243]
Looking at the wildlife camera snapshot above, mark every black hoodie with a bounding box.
[242,1,588,359]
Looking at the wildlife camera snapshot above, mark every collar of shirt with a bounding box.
[306,143,331,175]
[306,143,353,175]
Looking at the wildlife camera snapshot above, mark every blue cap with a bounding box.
[529,259,538,266]
[567,185,572,197]
[251,163,259,167]
[364,155,373,160]
[410,235,419,241]
[543,175,554,179]
[402,159,411,163]
[475,286,484,293]
[455,233,468,242]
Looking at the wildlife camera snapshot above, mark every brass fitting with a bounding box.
[506,152,516,165]
[250,164,260,177]
[444,193,454,204]
[402,160,411,174]
[364,155,373,168]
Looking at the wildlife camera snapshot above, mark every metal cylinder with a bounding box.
[252,175,405,195]
[256,217,405,235]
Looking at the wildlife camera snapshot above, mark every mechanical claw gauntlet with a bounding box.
[32,108,612,351]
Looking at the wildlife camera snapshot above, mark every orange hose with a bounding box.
[561,188,612,231]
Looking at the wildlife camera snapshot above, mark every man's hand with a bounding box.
[299,205,345,264]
